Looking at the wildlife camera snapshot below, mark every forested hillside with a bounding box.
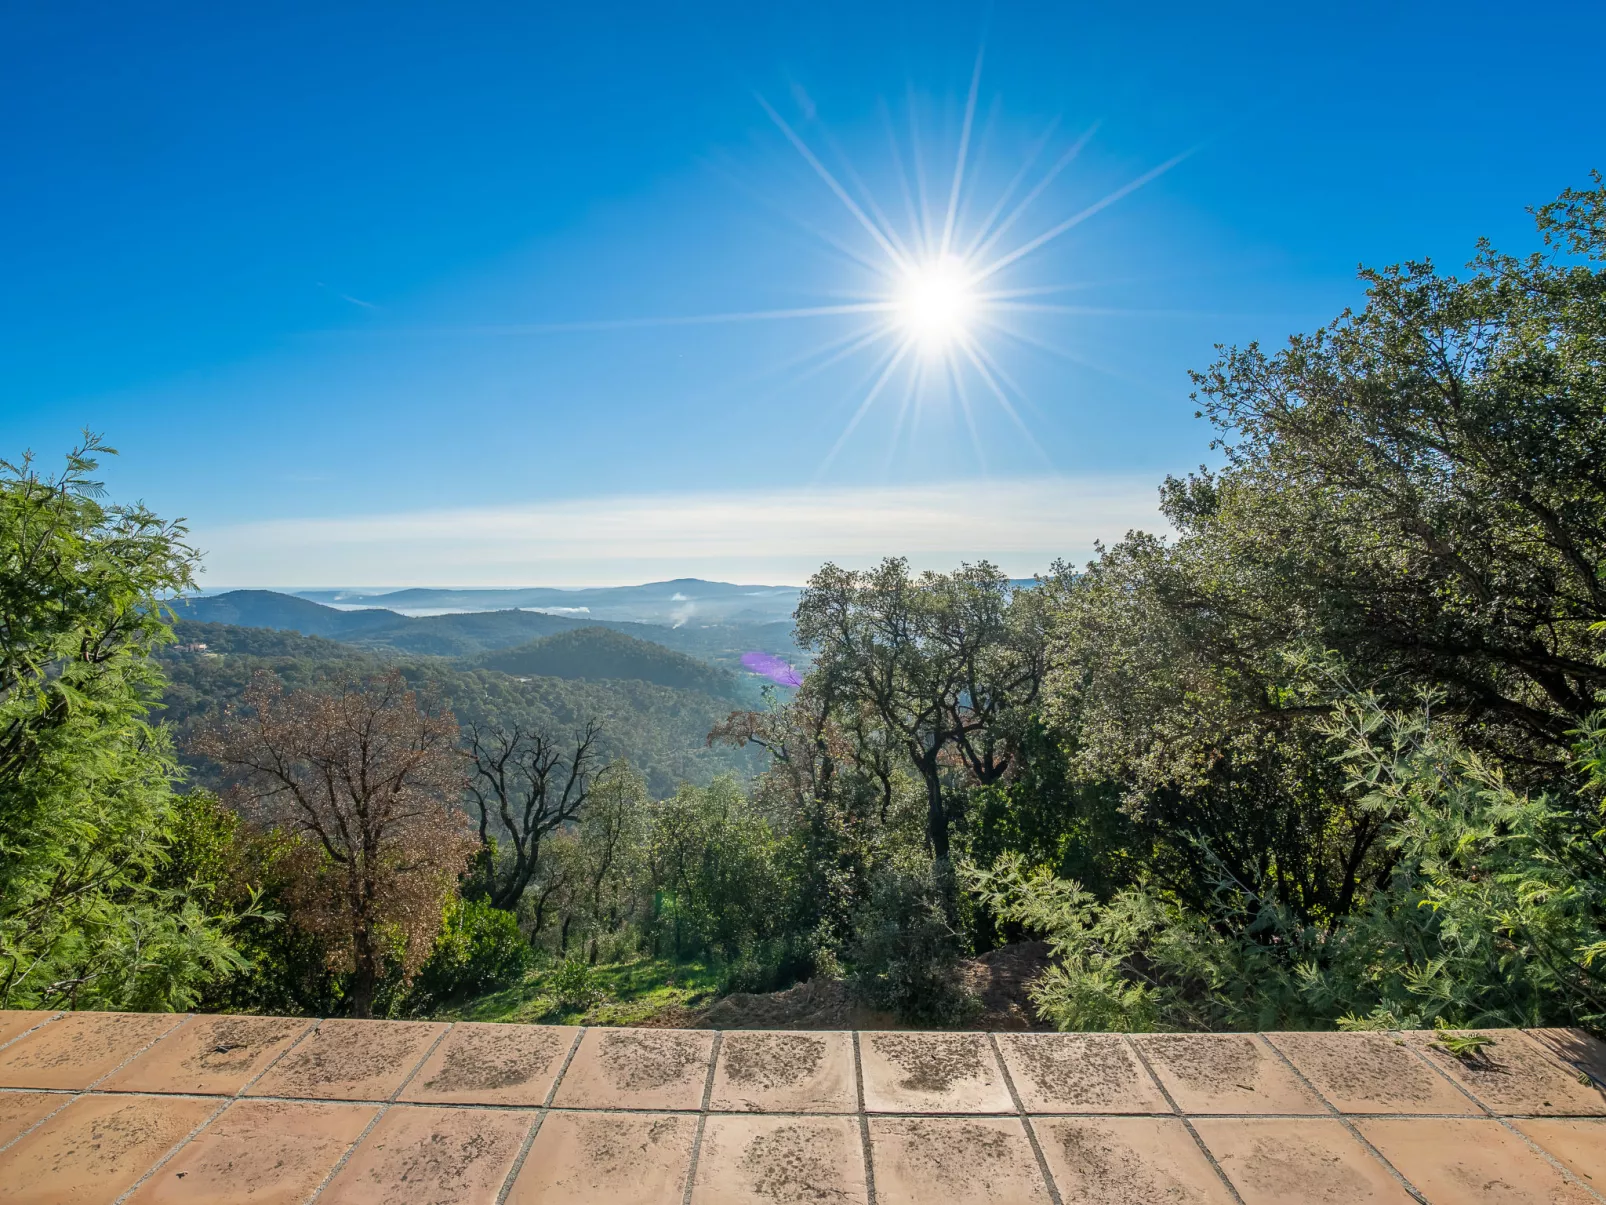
[160,622,761,796]
[477,626,742,698]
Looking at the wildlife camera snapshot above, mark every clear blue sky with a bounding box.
[4,2,1601,585]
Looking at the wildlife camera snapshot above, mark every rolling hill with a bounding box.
[478,627,739,697]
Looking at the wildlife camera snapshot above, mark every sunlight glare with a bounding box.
[897,256,976,350]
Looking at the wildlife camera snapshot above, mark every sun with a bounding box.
[896,256,977,351]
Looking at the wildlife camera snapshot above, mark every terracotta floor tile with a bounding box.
[504,1110,696,1204]
[1359,1116,1597,1204]
[100,1013,313,1096]
[121,1098,377,1205]
[0,1011,186,1090]
[859,1032,1014,1113]
[690,1114,867,1204]
[247,1017,446,1101]
[1265,1030,1478,1115]
[1403,1029,1606,1115]
[1132,1033,1324,1115]
[1526,1027,1606,1087]
[1513,1117,1606,1187]
[0,1091,67,1148]
[1035,1116,1236,1204]
[549,1027,715,1110]
[997,1033,1171,1114]
[866,1115,1053,1205]
[0,1011,58,1050]
[398,1022,577,1106]
[0,1092,220,1205]
[709,1031,857,1113]
[1193,1117,1415,1204]
[319,1103,533,1204]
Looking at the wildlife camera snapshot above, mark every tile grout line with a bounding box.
[1526,1026,1606,1091]
[305,1021,455,1205]
[1122,1035,1248,1205]
[680,1030,723,1205]
[853,1031,877,1205]
[986,1032,1063,1205]
[0,1011,64,1055]
[110,1095,233,1205]
[85,1012,195,1090]
[0,1091,78,1157]
[1396,1030,1606,1204]
[494,1026,587,1205]
[235,1017,321,1099]
[1258,1033,1427,1204]
[391,1021,456,1100]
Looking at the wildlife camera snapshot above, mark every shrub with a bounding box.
[549,957,606,1011]
[405,898,533,1013]
[848,854,975,1025]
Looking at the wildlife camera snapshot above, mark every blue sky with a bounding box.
[4,2,1602,586]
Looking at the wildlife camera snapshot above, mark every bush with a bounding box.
[549,958,606,1011]
[848,854,975,1025]
[405,898,533,1013]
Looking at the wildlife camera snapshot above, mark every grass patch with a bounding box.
[438,955,725,1026]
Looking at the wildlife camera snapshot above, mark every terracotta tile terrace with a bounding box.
[2,1011,1606,1203]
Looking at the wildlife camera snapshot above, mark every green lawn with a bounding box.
[438,956,724,1026]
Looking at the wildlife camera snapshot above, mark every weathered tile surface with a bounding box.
[399,1022,576,1106]
[0,1091,67,1148]
[691,1114,868,1204]
[1133,1033,1325,1115]
[121,1098,376,1205]
[1193,1117,1415,1204]
[1514,1116,1606,1187]
[0,1011,57,1050]
[8,1010,1606,1205]
[551,1026,715,1110]
[709,1030,857,1113]
[1266,1030,1479,1115]
[100,1013,313,1096]
[1361,1116,1599,1204]
[319,1103,533,1204]
[0,1092,219,1205]
[1403,1028,1606,1115]
[859,1032,1014,1113]
[0,1011,185,1090]
[997,1033,1170,1114]
[247,1017,446,1101]
[505,1110,697,1204]
[867,1116,1053,1205]
[1035,1116,1236,1204]
[1526,1027,1606,1087]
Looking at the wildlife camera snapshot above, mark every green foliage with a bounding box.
[970,690,1606,1033]
[848,853,975,1025]
[0,438,248,1010]
[549,958,607,1011]
[480,627,743,698]
[404,897,534,1013]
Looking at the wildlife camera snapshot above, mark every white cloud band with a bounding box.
[194,475,1167,587]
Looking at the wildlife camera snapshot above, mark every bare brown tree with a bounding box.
[466,720,601,910]
[194,671,472,1017]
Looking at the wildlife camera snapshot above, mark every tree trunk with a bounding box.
[350,940,377,1019]
[921,757,948,862]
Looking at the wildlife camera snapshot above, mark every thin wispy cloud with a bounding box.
[195,475,1168,587]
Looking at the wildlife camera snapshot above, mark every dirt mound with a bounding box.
[658,941,1054,1031]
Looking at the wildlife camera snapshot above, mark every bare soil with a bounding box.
[643,941,1055,1031]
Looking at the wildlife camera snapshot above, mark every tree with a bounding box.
[795,558,1048,863]
[194,671,472,1017]
[465,720,601,911]
[0,437,245,1010]
[1174,174,1606,758]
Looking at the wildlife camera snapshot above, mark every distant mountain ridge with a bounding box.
[280,577,802,626]
[172,589,804,685]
